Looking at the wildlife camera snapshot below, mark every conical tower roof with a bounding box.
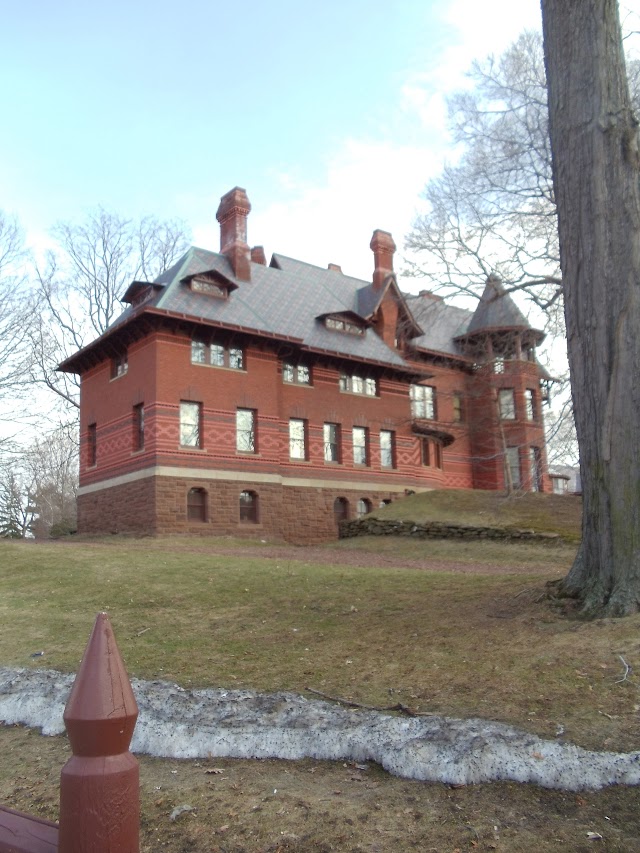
[464,274,544,342]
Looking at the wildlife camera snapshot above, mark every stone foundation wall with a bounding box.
[78,478,157,535]
[77,475,403,543]
[340,516,562,543]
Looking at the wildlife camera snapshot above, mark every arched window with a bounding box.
[333,497,349,525]
[356,498,372,518]
[187,487,206,522]
[240,490,258,523]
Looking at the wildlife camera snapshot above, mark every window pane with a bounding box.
[283,363,294,383]
[505,447,521,488]
[297,365,310,384]
[289,419,306,459]
[187,488,206,521]
[324,423,339,462]
[525,389,535,420]
[236,409,255,452]
[353,427,367,465]
[453,393,463,422]
[411,385,435,419]
[229,348,244,369]
[357,499,371,518]
[239,490,258,523]
[339,373,349,392]
[380,430,393,467]
[191,341,206,364]
[364,377,377,396]
[351,376,364,394]
[210,344,225,366]
[180,402,201,447]
[134,404,144,450]
[499,389,516,420]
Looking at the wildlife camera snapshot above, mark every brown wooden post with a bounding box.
[58,613,139,853]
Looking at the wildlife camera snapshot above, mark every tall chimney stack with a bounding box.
[216,187,252,281]
[370,229,396,291]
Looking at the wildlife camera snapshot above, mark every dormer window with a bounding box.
[325,315,365,336]
[190,277,227,298]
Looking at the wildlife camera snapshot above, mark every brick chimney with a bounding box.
[216,187,252,281]
[251,245,267,265]
[370,229,396,291]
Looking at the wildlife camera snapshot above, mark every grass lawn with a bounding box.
[1,532,639,852]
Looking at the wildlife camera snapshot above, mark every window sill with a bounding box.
[179,445,206,451]
[191,362,246,372]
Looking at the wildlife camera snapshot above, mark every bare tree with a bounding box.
[542,0,640,615]
[31,209,190,410]
[0,213,35,409]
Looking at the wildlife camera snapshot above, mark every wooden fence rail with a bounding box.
[0,613,140,853]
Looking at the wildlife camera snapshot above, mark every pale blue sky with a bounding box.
[1,0,545,278]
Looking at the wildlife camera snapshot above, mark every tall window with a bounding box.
[352,426,368,465]
[499,389,516,420]
[236,409,256,453]
[180,401,202,447]
[283,363,311,385]
[452,392,464,423]
[133,404,145,451]
[530,447,542,492]
[421,438,442,469]
[187,488,206,521]
[87,423,97,466]
[410,384,436,419]
[323,423,340,462]
[505,447,521,489]
[289,419,307,460]
[239,490,258,523]
[380,430,395,468]
[524,389,536,421]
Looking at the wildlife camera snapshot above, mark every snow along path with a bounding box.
[1,666,639,792]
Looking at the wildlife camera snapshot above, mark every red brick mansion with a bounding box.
[61,187,551,543]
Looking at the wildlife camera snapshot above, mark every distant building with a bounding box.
[60,187,551,542]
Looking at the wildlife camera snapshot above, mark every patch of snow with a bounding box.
[1,666,638,791]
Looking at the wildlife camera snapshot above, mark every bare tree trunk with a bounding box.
[542,0,640,615]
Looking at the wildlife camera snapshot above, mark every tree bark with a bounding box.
[542,0,640,615]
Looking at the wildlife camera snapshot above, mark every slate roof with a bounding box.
[464,274,543,341]
[61,247,545,376]
[109,247,408,369]
[405,293,473,358]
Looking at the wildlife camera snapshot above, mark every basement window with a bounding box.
[239,490,259,523]
[187,488,207,522]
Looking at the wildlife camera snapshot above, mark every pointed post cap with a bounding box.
[63,613,138,757]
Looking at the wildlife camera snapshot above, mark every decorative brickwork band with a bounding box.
[58,613,139,853]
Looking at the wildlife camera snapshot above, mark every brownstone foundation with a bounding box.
[77,475,404,543]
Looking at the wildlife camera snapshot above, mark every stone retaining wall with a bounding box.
[339,516,562,543]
